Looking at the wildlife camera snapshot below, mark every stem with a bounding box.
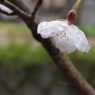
[73,0,82,11]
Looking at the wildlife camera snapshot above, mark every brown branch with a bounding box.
[1,0,32,20]
[8,0,32,13]
[0,0,43,21]
[1,0,95,95]
[31,0,43,20]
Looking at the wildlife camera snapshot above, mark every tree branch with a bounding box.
[0,0,43,21]
[31,0,43,20]
[8,0,32,13]
[1,0,31,20]
[1,0,95,95]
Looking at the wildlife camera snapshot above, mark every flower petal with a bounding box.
[37,20,90,53]
[53,24,90,53]
[70,25,90,52]
[37,21,67,38]
[0,4,13,13]
[54,31,76,53]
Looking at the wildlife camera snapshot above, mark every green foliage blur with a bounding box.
[0,22,95,87]
[79,25,95,37]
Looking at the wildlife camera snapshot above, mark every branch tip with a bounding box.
[31,0,43,20]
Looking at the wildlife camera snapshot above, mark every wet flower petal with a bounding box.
[0,4,13,13]
[37,21,63,38]
[37,20,90,53]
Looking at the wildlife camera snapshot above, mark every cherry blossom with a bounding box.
[37,20,90,53]
[37,0,90,53]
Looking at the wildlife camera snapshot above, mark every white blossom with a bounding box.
[0,4,13,13]
[37,20,90,53]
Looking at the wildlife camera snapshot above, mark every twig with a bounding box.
[31,0,43,20]
[1,0,31,20]
[0,0,43,21]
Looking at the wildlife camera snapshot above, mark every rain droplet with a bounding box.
[61,22,68,27]
[58,26,64,31]
[42,22,47,27]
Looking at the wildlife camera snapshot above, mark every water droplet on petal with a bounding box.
[61,22,68,27]
[42,22,47,27]
[58,26,64,31]
[76,44,78,47]
[61,23,66,26]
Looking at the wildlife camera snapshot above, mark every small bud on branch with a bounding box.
[66,9,77,25]
[66,0,82,25]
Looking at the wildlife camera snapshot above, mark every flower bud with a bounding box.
[66,9,77,25]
